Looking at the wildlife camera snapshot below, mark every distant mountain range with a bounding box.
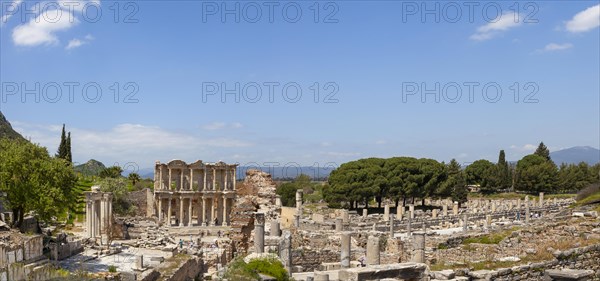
[0,111,25,141]
[550,146,600,165]
[134,166,335,180]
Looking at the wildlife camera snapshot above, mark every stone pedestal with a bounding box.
[366,236,380,266]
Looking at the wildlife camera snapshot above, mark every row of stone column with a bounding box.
[157,166,236,191]
[157,196,232,226]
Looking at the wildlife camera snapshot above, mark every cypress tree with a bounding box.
[66,132,72,164]
[57,124,67,159]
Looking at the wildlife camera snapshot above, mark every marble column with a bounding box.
[296,190,303,210]
[409,204,415,219]
[255,213,265,254]
[539,192,544,207]
[383,204,390,222]
[179,196,184,226]
[158,198,163,223]
[389,214,395,238]
[362,209,368,218]
[167,198,172,226]
[453,201,459,216]
[202,197,208,226]
[279,231,292,274]
[443,204,448,217]
[340,232,351,268]
[222,197,228,226]
[188,198,193,226]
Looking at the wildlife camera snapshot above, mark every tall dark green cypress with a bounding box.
[57,124,67,159]
[497,150,511,189]
[66,132,72,164]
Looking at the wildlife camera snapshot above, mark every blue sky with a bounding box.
[1,0,599,171]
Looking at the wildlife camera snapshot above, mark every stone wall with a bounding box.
[139,255,204,281]
[127,188,154,217]
[292,249,339,272]
[445,243,600,280]
[49,240,84,261]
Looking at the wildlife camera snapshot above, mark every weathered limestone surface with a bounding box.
[338,262,428,281]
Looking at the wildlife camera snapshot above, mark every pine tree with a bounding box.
[534,142,551,161]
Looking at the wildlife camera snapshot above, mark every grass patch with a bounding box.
[223,256,291,281]
[576,192,600,206]
[462,227,519,245]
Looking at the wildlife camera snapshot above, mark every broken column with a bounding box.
[383,204,390,222]
[409,204,415,219]
[296,189,303,210]
[491,201,496,213]
[397,205,404,220]
[463,213,468,231]
[279,230,292,274]
[485,215,491,231]
[255,213,265,254]
[271,221,280,237]
[411,232,425,263]
[341,232,351,268]
[275,195,282,207]
[342,210,349,223]
[453,201,459,216]
[362,208,368,218]
[335,218,343,231]
[432,209,438,219]
[539,192,544,207]
[442,204,448,217]
[366,236,380,266]
[407,217,412,236]
[293,214,300,228]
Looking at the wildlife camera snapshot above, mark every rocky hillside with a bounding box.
[0,111,25,141]
[74,159,107,176]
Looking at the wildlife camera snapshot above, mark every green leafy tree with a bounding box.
[99,166,123,178]
[558,162,595,192]
[534,141,551,162]
[515,154,558,193]
[66,132,72,164]
[97,177,135,215]
[0,139,76,227]
[464,159,496,193]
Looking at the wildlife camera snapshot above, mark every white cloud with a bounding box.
[566,4,600,33]
[12,9,78,46]
[540,43,574,52]
[510,144,537,152]
[0,0,23,27]
[65,33,94,49]
[202,122,243,130]
[65,38,83,49]
[12,122,253,167]
[470,12,522,41]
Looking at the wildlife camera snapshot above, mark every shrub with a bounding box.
[108,265,117,273]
